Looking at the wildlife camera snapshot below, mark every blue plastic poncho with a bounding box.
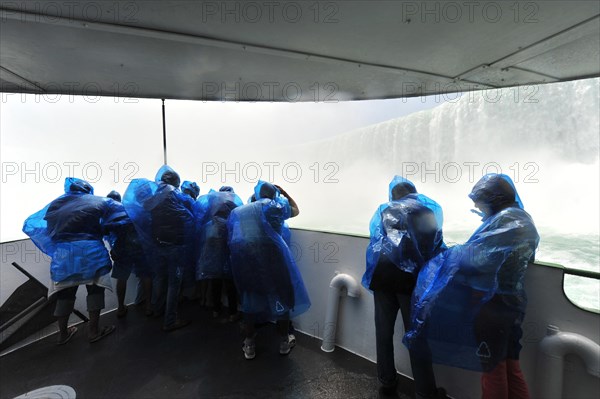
[228,182,310,322]
[155,165,181,188]
[181,180,200,200]
[23,178,120,283]
[123,167,195,272]
[219,186,244,207]
[195,188,243,280]
[468,173,524,219]
[103,192,147,276]
[388,175,417,200]
[245,183,292,245]
[281,222,292,246]
[362,176,445,290]
[254,181,292,232]
[403,174,539,372]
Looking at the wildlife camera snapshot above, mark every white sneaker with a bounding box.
[242,338,256,360]
[279,334,296,355]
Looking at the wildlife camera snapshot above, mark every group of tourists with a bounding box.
[23,166,538,399]
[365,174,538,399]
[23,165,309,356]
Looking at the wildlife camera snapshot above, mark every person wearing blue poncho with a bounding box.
[181,180,200,200]
[23,178,118,344]
[123,165,195,331]
[228,181,310,360]
[180,180,201,298]
[195,186,243,321]
[404,174,539,399]
[248,192,292,246]
[105,190,152,318]
[362,176,447,398]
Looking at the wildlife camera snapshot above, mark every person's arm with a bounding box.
[274,185,299,217]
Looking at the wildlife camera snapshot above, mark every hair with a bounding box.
[69,180,93,194]
[160,170,181,188]
[391,182,417,200]
[470,175,517,215]
[259,182,277,200]
[107,190,122,202]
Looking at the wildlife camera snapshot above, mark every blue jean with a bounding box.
[151,246,183,327]
[374,290,437,397]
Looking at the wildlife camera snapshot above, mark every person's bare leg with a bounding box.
[88,310,100,340]
[55,287,77,344]
[57,316,69,341]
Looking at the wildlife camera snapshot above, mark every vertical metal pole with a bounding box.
[162,98,168,165]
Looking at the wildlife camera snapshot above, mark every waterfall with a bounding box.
[306,78,599,166]
[287,79,599,272]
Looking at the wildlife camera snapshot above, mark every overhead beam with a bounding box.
[0,6,490,90]
[0,66,45,92]
[492,14,600,69]
[454,14,600,83]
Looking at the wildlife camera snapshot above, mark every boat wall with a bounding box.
[288,229,600,399]
[1,233,599,398]
[0,239,137,331]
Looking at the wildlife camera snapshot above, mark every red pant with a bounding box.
[481,360,530,399]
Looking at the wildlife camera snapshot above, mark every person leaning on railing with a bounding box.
[404,174,539,399]
[23,177,119,345]
[362,175,448,398]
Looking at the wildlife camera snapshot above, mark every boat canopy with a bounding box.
[1,0,599,101]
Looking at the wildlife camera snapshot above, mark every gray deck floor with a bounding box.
[0,301,414,399]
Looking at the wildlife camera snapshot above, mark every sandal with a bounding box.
[57,326,78,345]
[89,325,116,343]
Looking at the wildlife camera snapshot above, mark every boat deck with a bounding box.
[0,300,414,398]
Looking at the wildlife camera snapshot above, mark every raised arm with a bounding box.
[275,185,299,217]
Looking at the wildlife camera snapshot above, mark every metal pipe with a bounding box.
[535,325,600,399]
[0,297,45,333]
[321,273,361,352]
[161,98,167,165]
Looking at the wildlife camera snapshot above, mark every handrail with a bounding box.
[0,297,46,333]
[564,268,600,280]
[7,262,89,322]
[3,237,598,280]
[11,262,47,291]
